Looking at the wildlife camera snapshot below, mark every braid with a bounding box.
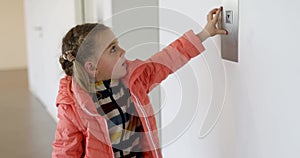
[59,23,108,76]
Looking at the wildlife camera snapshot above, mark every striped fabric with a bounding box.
[91,80,143,158]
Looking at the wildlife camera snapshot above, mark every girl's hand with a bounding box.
[197,6,228,42]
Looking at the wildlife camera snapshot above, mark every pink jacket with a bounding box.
[52,30,205,158]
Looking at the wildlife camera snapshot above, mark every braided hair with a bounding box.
[59,23,109,91]
[59,23,108,76]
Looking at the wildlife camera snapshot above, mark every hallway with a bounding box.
[0,69,56,157]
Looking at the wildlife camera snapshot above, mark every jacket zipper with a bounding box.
[131,93,159,158]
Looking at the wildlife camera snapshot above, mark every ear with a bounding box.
[84,60,97,76]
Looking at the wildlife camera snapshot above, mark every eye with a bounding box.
[110,45,116,53]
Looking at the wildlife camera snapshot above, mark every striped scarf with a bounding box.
[91,79,143,158]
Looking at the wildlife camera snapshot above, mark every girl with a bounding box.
[52,7,227,158]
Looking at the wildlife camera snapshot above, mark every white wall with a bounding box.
[25,0,77,121]
[0,0,27,70]
[159,1,236,157]
[159,0,300,158]
[231,0,300,157]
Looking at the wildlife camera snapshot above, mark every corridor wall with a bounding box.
[25,0,76,120]
[159,0,300,158]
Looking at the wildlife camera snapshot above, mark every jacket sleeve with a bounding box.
[133,30,205,93]
[52,104,84,158]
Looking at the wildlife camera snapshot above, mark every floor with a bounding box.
[0,69,56,157]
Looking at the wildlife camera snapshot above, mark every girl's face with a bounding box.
[92,29,127,81]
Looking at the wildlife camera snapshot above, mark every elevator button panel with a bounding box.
[221,0,239,62]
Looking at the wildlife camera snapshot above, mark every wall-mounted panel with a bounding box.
[221,0,239,62]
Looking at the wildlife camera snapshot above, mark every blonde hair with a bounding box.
[59,23,109,92]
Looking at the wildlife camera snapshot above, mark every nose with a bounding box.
[119,48,126,57]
